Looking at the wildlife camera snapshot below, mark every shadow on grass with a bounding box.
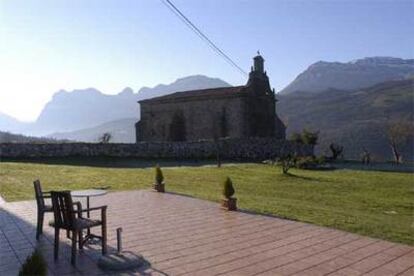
[332,160,414,173]
[280,172,328,182]
[1,156,230,169]
[282,172,314,181]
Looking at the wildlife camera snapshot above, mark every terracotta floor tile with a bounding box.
[0,190,412,276]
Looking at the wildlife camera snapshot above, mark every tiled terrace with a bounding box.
[0,190,413,276]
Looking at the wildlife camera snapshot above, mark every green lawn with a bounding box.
[0,160,413,245]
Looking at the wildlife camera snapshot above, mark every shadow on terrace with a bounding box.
[0,199,165,275]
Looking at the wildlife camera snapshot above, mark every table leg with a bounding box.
[87,196,91,236]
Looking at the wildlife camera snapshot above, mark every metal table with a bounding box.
[71,189,108,244]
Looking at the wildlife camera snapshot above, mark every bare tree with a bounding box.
[361,147,371,165]
[329,143,344,160]
[99,132,112,144]
[279,153,296,174]
[385,120,413,164]
[278,145,297,174]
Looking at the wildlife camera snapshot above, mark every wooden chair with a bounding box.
[34,180,53,240]
[50,191,107,266]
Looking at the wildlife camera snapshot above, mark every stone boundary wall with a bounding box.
[0,138,313,161]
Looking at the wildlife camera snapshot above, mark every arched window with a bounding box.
[169,111,186,141]
[220,107,228,138]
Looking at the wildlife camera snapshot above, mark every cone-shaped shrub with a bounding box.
[222,177,235,199]
[155,164,164,184]
[19,249,47,276]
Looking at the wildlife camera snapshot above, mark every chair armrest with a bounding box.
[72,201,83,217]
[41,191,52,199]
[77,206,107,221]
[73,201,82,210]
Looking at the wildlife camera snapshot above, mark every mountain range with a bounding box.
[1,56,413,159]
[278,78,413,159]
[1,75,230,137]
[0,130,69,144]
[280,57,414,94]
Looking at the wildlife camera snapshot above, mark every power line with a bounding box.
[161,0,248,76]
[162,0,247,76]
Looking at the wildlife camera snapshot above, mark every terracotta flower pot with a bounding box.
[221,197,237,211]
[153,182,165,193]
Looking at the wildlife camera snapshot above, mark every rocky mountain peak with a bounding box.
[281,56,414,94]
[2,75,231,136]
[350,57,414,66]
[118,87,134,97]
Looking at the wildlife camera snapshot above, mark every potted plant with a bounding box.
[221,177,237,211]
[153,164,165,192]
[19,249,47,276]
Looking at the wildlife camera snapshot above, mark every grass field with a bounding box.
[0,159,413,245]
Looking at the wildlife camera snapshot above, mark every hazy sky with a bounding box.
[0,0,413,121]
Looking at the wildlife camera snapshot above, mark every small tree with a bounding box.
[153,164,165,192]
[99,132,112,143]
[301,129,319,146]
[361,148,371,165]
[289,130,319,146]
[329,143,344,160]
[155,164,164,184]
[289,132,303,144]
[222,177,235,199]
[279,153,296,174]
[19,249,47,276]
[221,177,237,211]
[385,120,413,164]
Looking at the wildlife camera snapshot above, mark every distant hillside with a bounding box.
[277,79,414,160]
[0,112,24,133]
[280,57,414,94]
[0,131,69,144]
[35,87,139,134]
[49,118,137,143]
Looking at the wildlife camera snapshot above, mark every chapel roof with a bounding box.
[139,85,246,103]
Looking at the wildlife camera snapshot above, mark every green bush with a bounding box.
[222,177,235,199]
[289,129,319,145]
[289,132,303,144]
[155,164,164,184]
[301,129,319,145]
[296,156,325,169]
[19,249,47,276]
[316,156,326,164]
